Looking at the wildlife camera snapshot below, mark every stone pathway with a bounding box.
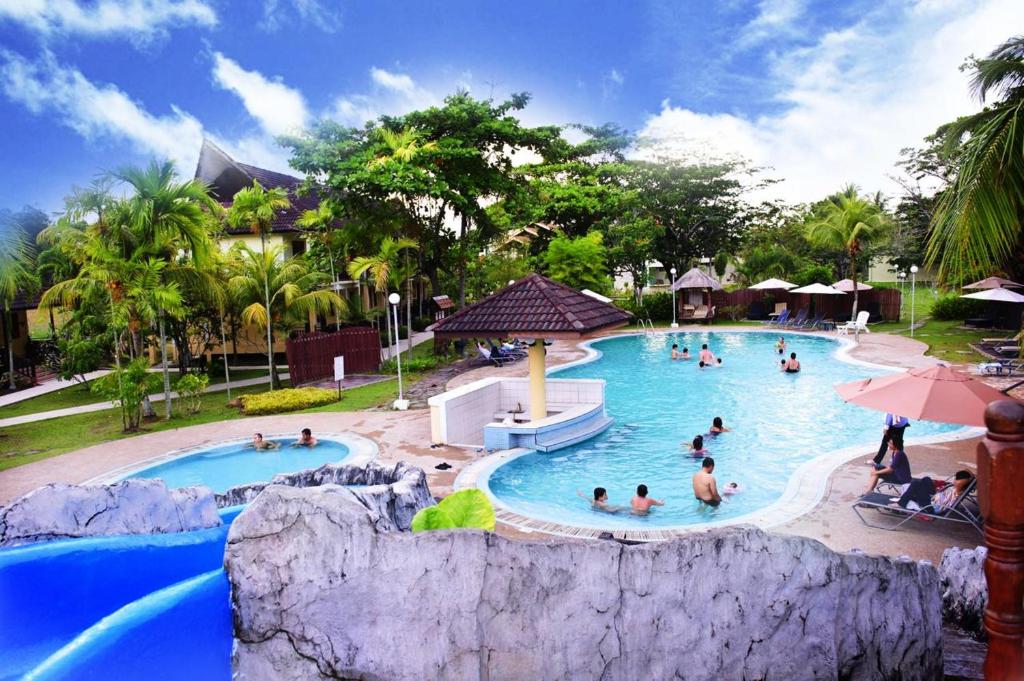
[0,370,110,408]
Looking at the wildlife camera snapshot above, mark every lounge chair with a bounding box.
[763,302,787,325]
[767,309,790,327]
[477,345,514,367]
[852,478,982,533]
[802,312,825,330]
[978,359,1023,376]
[836,310,870,335]
[784,308,808,328]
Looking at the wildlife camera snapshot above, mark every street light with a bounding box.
[670,267,678,328]
[388,292,409,410]
[910,265,919,337]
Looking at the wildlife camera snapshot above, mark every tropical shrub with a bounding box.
[792,264,835,287]
[411,489,496,533]
[175,373,209,415]
[240,387,339,415]
[381,355,442,374]
[617,291,674,322]
[930,293,985,321]
[543,232,612,294]
[91,359,161,432]
[719,304,746,321]
[57,336,104,384]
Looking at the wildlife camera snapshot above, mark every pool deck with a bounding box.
[0,325,997,563]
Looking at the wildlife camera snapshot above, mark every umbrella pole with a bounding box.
[529,341,547,421]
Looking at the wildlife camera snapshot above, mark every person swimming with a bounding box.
[671,343,681,360]
[784,352,801,373]
[687,434,708,457]
[698,343,715,364]
[631,484,665,515]
[698,361,705,368]
[251,433,280,450]
[779,358,788,371]
[722,482,743,495]
[681,347,690,359]
[577,487,623,513]
[692,457,722,507]
[715,357,723,367]
[291,428,318,448]
[709,416,730,433]
[776,337,786,354]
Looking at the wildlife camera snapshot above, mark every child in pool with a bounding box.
[722,482,743,495]
[687,434,708,457]
[709,416,730,433]
[776,337,786,354]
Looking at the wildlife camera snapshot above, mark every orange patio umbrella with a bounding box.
[834,365,1015,427]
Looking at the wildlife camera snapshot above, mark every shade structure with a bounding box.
[834,365,1014,427]
[671,267,723,292]
[961,288,1024,303]
[831,278,873,292]
[789,283,846,295]
[748,278,797,290]
[963,276,1024,290]
[428,273,632,421]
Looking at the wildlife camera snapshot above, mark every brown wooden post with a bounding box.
[977,399,1024,679]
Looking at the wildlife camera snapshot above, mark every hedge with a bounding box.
[240,387,340,415]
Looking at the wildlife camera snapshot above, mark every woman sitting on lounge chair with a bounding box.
[893,471,974,512]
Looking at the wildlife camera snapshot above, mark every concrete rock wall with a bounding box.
[939,545,988,638]
[226,486,943,681]
[0,479,220,547]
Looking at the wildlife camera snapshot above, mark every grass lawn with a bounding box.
[0,374,417,472]
[1,369,271,419]
[869,319,992,363]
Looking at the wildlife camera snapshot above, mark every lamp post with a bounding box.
[389,292,409,410]
[670,267,678,328]
[910,265,918,337]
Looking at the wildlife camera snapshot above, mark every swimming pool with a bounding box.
[119,436,356,493]
[482,331,965,531]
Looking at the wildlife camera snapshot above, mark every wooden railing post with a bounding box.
[977,399,1024,679]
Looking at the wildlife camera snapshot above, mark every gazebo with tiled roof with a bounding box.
[430,273,631,420]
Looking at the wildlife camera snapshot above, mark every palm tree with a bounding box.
[732,246,802,286]
[115,161,218,418]
[806,186,890,338]
[369,127,437,168]
[226,181,291,389]
[927,36,1024,285]
[229,244,346,388]
[0,224,39,390]
[296,200,342,282]
[348,237,419,354]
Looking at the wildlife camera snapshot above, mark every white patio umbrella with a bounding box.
[962,288,1024,303]
[790,283,846,295]
[748,278,797,290]
[831,278,873,292]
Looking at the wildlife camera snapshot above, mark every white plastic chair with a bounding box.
[836,310,870,335]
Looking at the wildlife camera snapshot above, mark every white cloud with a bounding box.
[601,68,625,100]
[737,0,805,48]
[211,52,309,136]
[260,0,341,33]
[0,0,216,41]
[0,49,203,171]
[638,0,1024,204]
[330,67,439,126]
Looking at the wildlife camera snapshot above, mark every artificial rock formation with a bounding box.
[215,460,433,532]
[939,545,988,637]
[226,487,944,681]
[0,479,220,547]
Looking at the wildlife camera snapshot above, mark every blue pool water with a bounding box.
[125,438,351,492]
[486,331,961,528]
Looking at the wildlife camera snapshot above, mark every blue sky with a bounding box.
[1,0,1021,213]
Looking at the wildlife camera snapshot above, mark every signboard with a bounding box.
[333,356,345,382]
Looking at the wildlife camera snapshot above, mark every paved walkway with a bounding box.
[0,373,290,429]
[0,370,110,409]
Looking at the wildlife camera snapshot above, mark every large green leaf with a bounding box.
[411,489,496,533]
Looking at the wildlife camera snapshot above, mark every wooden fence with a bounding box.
[285,327,380,386]
[710,287,902,322]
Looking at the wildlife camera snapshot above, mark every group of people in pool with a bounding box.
[671,343,722,368]
[250,428,318,451]
[775,337,801,373]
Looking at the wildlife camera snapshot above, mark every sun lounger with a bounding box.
[979,359,1023,376]
[767,309,790,327]
[852,478,982,533]
[784,308,808,328]
[802,312,825,329]
[477,346,514,367]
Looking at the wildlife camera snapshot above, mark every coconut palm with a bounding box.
[226,181,291,389]
[369,127,437,168]
[229,243,346,388]
[0,224,39,390]
[296,200,342,282]
[928,36,1024,284]
[806,186,890,338]
[348,237,419,353]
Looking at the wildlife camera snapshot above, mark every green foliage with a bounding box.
[732,245,803,285]
[713,252,729,277]
[56,336,104,383]
[719,304,746,321]
[792,263,835,287]
[240,387,340,415]
[381,355,442,374]
[175,373,209,415]
[543,232,611,293]
[617,292,674,322]
[91,359,161,431]
[930,293,985,321]
[411,489,496,533]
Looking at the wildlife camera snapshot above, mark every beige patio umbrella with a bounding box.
[832,278,873,292]
[963,276,1024,290]
[835,365,1016,427]
[748,278,797,290]
[962,288,1024,303]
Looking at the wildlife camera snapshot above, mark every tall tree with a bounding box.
[927,35,1024,284]
[805,185,891,335]
[226,182,291,390]
[348,237,419,353]
[0,222,39,390]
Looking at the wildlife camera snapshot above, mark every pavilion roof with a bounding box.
[428,273,632,339]
[671,267,723,291]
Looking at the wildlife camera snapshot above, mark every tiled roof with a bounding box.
[671,267,723,291]
[224,162,319,236]
[429,274,632,339]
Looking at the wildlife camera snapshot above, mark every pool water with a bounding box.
[126,438,351,492]
[485,332,961,529]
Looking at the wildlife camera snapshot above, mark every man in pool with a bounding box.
[576,487,622,513]
[693,457,722,507]
[292,428,318,448]
[698,343,715,364]
[251,433,280,450]
[671,343,681,360]
[784,352,801,373]
[631,484,665,515]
